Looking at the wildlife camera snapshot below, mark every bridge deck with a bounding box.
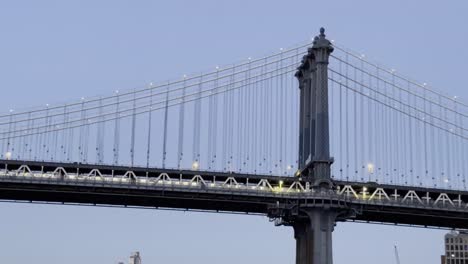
[1,159,468,230]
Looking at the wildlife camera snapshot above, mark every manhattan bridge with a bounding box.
[1,28,467,263]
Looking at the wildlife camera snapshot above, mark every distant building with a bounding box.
[129,252,142,264]
[443,231,468,264]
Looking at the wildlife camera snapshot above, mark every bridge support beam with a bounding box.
[293,208,337,264]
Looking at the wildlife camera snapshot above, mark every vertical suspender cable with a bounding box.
[52,114,58,161]
[437,95,444,187]
[246,59,252,172]
[208,71,214,170]
[61,105,67,161]
[430,96,436,187]
[382,80,388,183]
[146,88,153,168]
[268,65,273,173]
[367,70,372,181]
[461,109,467,190]
[360,59,365,181]
[44,106,50,160]
[373,69,379,182]
[224,70,230,171]
[78,104,83,162]
[162,83,170,168]
[113,91,120,165]
[354,65,359,181]
[254,62,260,173]
[236,67,242,171]
[454,100,460,189]
[177,77,186,169]
[6,112,13,156]
[262,59,267,172]
[96,98,103,163]
[213,69,219,170]
[26,112,32,160]
[408,83,414,185]
[17,115,23,159]
[193,74,202,168]
[392,72,398,184]
[34,121,39,160]
[279,50,284,174]
[401,76,408,182]
[423,90,429,186]
[228,68,234,171]
[374,66,380,181]
[130,90,137,167]
[83,105,90,163]
[445,99,451,188]
[345,53,350,180]
[67,110,74,162]
[222,69,229,171]
[275,57,280,172]
[339,58,343,179]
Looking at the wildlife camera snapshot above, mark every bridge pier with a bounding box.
[293,208,338,264]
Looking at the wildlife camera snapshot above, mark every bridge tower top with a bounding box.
[312,27,334,63]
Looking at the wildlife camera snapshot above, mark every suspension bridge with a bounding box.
[1,28,467,263]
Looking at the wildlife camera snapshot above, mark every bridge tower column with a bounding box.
[270,27,340,264]
[290,27,338,264]
[297,27,334,186]
[310,27,334,187]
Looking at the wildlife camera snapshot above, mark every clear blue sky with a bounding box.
[0,1,467,263]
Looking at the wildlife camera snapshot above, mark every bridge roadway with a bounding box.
[0,159,467,230]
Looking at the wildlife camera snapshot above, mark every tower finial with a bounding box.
[320,27,325,36]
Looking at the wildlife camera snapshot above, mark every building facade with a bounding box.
[444,231,468,264]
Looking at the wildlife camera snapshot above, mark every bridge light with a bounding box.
[279,180,284,188]
[295,170,301,177]
[367,163,375,174]
[192,161,199,170]
[5,151,12,160]
[363,187,368,192]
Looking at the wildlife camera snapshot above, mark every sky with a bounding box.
[0,0,467,263]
